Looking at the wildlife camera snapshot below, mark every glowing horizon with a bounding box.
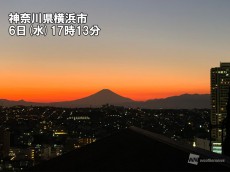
[1,87,210,103]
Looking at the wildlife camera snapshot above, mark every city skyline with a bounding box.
[1,0,230,102]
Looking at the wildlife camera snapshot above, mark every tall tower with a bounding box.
[210,62,230,154]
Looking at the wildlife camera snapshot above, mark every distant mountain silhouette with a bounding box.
[0,90,210,109]
[123,94,210,109]
[51,89,134,107]
[0,99,45,107]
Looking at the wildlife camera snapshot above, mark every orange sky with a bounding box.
[0,37,211,102]
[0,64,209,102]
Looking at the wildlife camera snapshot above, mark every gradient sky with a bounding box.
[0,0,230,102]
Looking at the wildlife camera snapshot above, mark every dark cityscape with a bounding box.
[0,105,210,171]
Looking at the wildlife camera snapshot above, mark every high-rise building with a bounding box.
[210,62,230,154]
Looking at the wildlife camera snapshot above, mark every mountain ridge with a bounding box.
[0,89,210,109]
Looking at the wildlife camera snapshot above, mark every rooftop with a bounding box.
[28,126,230,171]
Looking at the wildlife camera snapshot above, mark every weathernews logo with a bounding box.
[188,153,200,165]
[188,153,225,165]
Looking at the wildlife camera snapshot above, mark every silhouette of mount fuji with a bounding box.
[51,89,134,107]
[0,89,210,109]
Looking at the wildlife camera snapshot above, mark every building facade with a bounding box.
[210,62,230,154]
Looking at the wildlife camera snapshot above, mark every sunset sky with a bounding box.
[0,0,230,102]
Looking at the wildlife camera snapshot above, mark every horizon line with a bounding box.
[0,89,210,103]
